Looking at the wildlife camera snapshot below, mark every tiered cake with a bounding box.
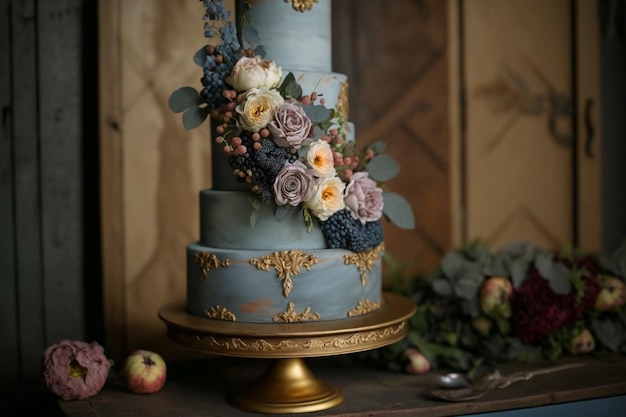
[170,0,414,324]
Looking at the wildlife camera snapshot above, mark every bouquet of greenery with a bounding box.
[370,240,626,374]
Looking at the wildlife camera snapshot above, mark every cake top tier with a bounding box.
[237,0,332,73]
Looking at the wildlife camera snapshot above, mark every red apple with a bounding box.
[122,349,167,394]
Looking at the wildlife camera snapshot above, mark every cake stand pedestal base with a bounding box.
[159,292,415,414]
[230,357,343,413]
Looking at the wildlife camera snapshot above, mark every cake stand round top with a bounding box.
[159,292,416,359]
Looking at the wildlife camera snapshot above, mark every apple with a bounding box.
[122,349,167,394]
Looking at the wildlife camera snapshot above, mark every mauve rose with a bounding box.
[273,160,315,206]
[42,339,111,400]
[344,172,383,224]
[268,101,313,149]
[226,56,282,92]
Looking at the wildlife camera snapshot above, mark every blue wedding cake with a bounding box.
[170,0,414,323]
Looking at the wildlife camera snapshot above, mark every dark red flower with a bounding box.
[510,255,601,345]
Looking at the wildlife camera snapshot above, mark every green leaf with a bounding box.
[303,104,333,123]
[382,191,415,229]
[432,278,453,296]
[169,87,203,113]
[182,106,210,130]
[193,46,208,67]
[440,251,465,280]
[277,72,304,99]
[367,141,387,154]
[534,251,571,294]
[367,154,400,182]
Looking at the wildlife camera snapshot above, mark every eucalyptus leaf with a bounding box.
[381,191,415,230]
[182,106,210,130]
[193,46,208,67]
[534,251,571,294]
[510,259,530,288]
[169,87,203,113]
[367,154,400,182]
[431,278,453,297]
[440,251,465,280]
[303,104,333,123]
[242,26,261,50]
[274,205,291,222]
[455,277,481,300]
[254,45,266,58]
[367,141,386,154]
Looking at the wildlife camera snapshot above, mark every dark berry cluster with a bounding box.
[320,209,384,252]
[228,132,296,202]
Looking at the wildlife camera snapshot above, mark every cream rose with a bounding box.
[306,139,335,178]
[305,176,346,221]
[344,172,384,224]
[226,56,282,92]
[236,87,284,132]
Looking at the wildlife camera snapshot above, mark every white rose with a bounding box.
[306,139,335,178]
[226,56,282,92]
[305,176,346,221]
[236,87,284,132]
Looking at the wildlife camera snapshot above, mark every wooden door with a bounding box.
[455,0,601,250]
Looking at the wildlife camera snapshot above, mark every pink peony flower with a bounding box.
[273,160,315,206]
[268,101,313,149]
[42,339,111,400]
[343,172,384,224]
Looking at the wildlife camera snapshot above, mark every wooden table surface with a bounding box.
[59,354,626,417]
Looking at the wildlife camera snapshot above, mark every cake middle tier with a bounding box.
[199,190,328,250]
[186,242,384,323]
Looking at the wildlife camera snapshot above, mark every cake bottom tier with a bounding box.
[186,242,384,323]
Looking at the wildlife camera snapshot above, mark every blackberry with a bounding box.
[228,133,291,202]
[320,209,384,252]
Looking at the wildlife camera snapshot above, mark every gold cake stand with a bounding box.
[159,292,415,414]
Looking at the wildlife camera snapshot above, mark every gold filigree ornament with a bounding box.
[249,250,318,297]
[344,243,385,287]
[204,305,236,321]
[273,302,320,323]
[285,0,318,13]
[194,251,231,279]
[337,80,349,122]
[347,299,382,317]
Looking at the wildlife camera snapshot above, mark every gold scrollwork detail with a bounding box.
[344,243,385,287]
[194,252,231,279]
[203,305,236,321]
[174,321,406,353]
[273,302,320,323]
[337,80,349,122]
[285,0,318,12]
[249,250,318,297]
[347,299,382,317]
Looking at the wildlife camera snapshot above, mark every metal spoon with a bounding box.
[428,362,585,402]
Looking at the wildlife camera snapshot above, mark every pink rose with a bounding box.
[344,172,383,224]
[268,101,313,149]
[273,160,315,206]
[42,339,111,400]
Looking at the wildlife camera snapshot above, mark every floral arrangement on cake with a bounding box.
[168,0,414,253]
[369,240,626,374]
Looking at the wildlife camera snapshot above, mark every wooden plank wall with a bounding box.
[0,0,92,387]
[99,0,213,361]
